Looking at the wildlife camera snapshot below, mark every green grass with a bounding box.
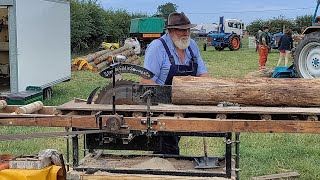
[1,38,320,179]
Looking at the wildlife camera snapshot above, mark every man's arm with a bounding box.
[198,73,209,77]
[140,78,156,84]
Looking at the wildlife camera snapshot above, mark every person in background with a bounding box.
[277,29,293,67]
[258,26,270,69]
[255,30,262,52]
[141,12,209,155]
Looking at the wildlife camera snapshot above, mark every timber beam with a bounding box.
[1,115,320,134]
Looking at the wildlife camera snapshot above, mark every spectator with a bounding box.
[258,26,270,69]
[255,30,262,52]
[277,29,293,67]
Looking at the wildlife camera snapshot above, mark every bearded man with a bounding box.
[141,12,209,155]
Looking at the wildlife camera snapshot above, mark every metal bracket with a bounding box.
[141,118,158,125]
[95,111,103,130]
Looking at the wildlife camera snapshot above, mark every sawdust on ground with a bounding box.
[132,157,176,170]
[244,68,274,78]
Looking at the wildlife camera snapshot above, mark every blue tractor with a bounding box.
[273,0,320,78]
[203,17,243,51]
[292,0,320,78]
[269,32,283,50]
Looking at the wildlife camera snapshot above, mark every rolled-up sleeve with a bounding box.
[144,40,162,82]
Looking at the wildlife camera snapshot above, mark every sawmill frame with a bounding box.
[1,101,320,179]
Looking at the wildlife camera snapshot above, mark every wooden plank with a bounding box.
[172,76,320,107]
[252,172,300,180]
[124,118,320,134]
[57,101,320,115]
[0,116,73,127]
[1,115,320,134]
[81,174,230,180]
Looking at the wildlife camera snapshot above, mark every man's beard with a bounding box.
[172,34,191,50]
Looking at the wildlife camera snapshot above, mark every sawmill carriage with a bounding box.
[2,56,320,179]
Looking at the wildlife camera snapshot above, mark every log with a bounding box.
[15,101,44,114]
[96,60,109,71]
[0,100,7,109]
[172,76,320,107]
[0,100,8,109]
[106,49,136,62]
[80,49,111,63]
[125,55,140,65]
[93,46,131,65]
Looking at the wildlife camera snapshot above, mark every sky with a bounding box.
[100,0,317,25]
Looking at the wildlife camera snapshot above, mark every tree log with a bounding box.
[81,49,111,62]
[172,76,320,107]
[15,101,44,114]
[93,46,131,65]
[0,100,7,109]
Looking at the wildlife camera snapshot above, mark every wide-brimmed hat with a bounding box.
[167,12,196,29]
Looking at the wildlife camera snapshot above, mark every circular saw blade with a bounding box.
[94,80,139,105]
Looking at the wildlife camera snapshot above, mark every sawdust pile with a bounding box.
[244,68,274,78]
[132,157,176,170]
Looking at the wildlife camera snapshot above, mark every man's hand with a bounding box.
[140,78,156,85]
[198,73,209,77]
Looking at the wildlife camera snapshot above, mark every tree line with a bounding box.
[246,15,312,35]
[70,0,148,52]
[70,0,177,53]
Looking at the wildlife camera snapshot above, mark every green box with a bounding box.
[7,86,43,105]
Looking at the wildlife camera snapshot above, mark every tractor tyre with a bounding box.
[294,31,320,78]
[203,43,207,51]
[228,34,241,51]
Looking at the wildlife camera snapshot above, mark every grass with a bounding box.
[1,38,320,179]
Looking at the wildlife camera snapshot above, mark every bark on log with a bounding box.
[81,49,111,63]
[15,101,44,114]
[125,55,140,64]
[0,100,7,109]
[94,46,131,65]
[106,49,136,62]
[96,61,109,71]
[172,76,320,107]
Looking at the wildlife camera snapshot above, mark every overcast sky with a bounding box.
[100,0,317,24]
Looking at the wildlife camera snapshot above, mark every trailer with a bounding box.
[0,0,71,99]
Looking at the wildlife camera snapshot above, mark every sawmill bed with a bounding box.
[57,100,320,120]
[68,153,234,180]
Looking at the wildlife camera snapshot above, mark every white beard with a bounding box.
[172,34,191,50]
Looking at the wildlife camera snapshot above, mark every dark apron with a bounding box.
[155,38,198,155]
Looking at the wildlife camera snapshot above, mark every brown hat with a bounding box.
[167,12,196,29]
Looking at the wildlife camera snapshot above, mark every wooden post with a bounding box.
[172,76,320,107]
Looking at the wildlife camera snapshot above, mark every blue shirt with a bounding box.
[144,33,208,85]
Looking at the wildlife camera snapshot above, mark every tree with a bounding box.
[295,15,312,33]
[156,2,178,19]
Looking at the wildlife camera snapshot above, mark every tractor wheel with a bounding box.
[203,43,207,51]
[294,31,320,78]
[228,34,241,51]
